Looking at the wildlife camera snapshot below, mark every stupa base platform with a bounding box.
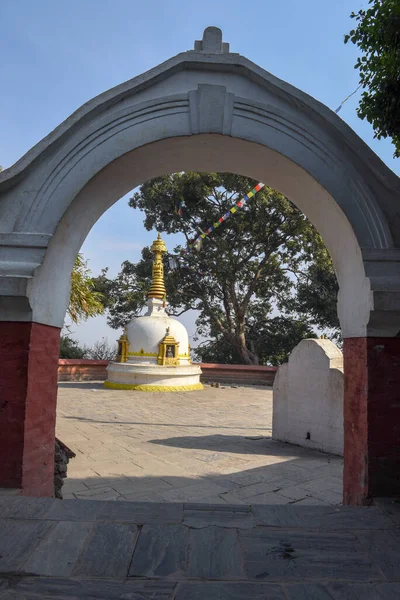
[105,362,203,392]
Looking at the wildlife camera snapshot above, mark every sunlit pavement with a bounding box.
[57,382,343,505]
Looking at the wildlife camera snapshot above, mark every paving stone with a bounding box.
[116,491,168,503]
[60,480,89,493]
[277,485,311,501]
[160,481,230,502]
[252,505,395,529]
[239,527,382,581]
[73,486,121,501]
[22,521,94,576]
[0,498,55,520]
[129,524,189,578]
[97,500,183,524]
[3,576,176,599]
[73,522,138,578]
[183,503,254,529]
[187,526,244,579]
[290,496,327,506]
[175,582,285,599]
[45,499,106,521]
[285,583,344,599]
[246,492,292,505]
[56,385,345,505]
[328,582,400,599]
[220,480,285,501]
[0,520,52,572]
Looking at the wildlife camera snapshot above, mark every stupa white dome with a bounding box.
[126,312,189,359]
[105,233,202,391]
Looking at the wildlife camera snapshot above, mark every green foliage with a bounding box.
[93,251,153,329]
[98,173,338,365]
[345,0,400,157]
[194,317,317,366]
[59,335,85,359]
[295,247,340,336]
[68,254,105,324]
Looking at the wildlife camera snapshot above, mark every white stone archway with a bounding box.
[0,27,399,503]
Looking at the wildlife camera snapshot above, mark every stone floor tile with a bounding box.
[45,499,106,521]
[298,476,345,495]
[187,525,244,580]
[0,520,53,572]
[114,477,173,495]
[221,480,284,501]
[61,480,89,493]
[175,582,285,599]
[0,497,55,520]
[160,481,230,502]
[253,505,395,529]
[183,504,254,529]
[239,527,382,581]
[313,490,344,505]
[247,492,292,505]
[22,521,94,576]
[328,582,400,599]
[57,384,344,506]
[97,500,183,524]
[117,492,168,502]
[73,486,121,501]
[73,522,138,578]
[274,485,310,501]
[291,496,328,506]
[4,576,176,599]
[129,524,188,578]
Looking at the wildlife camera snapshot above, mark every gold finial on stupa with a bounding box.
[147,233,167,300]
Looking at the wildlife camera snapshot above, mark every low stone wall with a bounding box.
[58,359,108,381]
[200,363,277,386]
[58,360,277,386]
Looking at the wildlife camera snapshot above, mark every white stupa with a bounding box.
[105,233,203,391]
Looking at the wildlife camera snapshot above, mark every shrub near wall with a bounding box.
[58,360,277,386]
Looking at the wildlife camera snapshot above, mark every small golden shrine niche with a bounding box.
[117,329,129,363]
[158,327,180,366]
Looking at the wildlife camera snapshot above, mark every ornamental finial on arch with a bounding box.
[194,26,230,54]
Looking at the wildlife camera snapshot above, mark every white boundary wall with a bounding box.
[272,339,344,456]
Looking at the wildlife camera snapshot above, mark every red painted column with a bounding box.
[0,322,60,497]
[343,337,400,505]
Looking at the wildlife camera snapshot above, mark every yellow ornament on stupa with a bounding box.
[147,233,167,300]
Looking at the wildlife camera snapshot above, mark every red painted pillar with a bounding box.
[0,322,60,497]
[343,337,400,505]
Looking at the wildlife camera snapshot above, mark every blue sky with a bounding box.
[1,0,399,346]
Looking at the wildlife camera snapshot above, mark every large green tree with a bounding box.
[96,173,338,365]
[345,0,400,157]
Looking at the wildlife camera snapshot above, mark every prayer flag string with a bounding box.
[178,182,265,256]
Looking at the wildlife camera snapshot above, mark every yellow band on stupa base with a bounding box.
[104,381,203,392]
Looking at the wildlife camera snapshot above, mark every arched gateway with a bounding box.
[0,27,399,504]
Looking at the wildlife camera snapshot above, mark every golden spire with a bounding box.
[147,233,167,300]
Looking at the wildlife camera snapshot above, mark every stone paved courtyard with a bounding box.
[57,383,343,505]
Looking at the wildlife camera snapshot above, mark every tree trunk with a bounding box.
[236,323,259,365]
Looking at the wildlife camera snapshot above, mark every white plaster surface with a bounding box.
[0,27,399,336]
[106,297,201,388]
[106,362,202,388]
[126,299,190,358]
[272,339,344,456]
